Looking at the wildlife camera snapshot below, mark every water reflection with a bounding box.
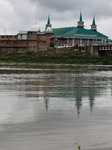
[0,64,109,119]
[88,87,95,112]
[0,64,110,122]
[0,64,112,150]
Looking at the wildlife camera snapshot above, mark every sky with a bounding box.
[0,0,112,38]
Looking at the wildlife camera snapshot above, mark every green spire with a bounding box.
[79,11,82,22]
[77,11,84,28]
[91,16,97,31]
[47,15,50,25]
[46,15,52,30]
[92,16,96,26]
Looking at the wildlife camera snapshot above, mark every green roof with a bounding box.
[52,27,108,39]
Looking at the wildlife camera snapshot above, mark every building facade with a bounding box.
[50,12,108,48]
[0,13,110,55]
[0,24,51,55]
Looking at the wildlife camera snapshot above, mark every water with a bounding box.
[0,63,112,150]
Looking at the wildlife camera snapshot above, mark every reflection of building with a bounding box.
[44,80,50,111]
[0,23,52,55]
[24,73,50,111]
[44,99,49,112]
[75,87,82,115]
[88,87,95,112]
[50,12,108,48]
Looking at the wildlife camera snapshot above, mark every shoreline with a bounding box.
[0,51,112,65]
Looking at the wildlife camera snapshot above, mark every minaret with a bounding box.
[91,16,97,31]
[77,11,84,28]
[46,15,52,30]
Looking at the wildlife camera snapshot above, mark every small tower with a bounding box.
[46,15,52,30]
[91,16,97,31]
[45,15,53,37]
[77,11,84,28]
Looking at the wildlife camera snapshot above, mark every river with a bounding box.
[0,63,112,150]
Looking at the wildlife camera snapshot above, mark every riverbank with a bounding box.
[0,51,112,64]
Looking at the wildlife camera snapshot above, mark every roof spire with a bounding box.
[77,11,84,28]
[46,15,52,30]
[45,15,53,33]
[91,16,97,31]
[47,15,50,25]
[92,16,96,26]
[79,11,82,22]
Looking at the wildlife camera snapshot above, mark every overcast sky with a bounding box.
[0,0,112,38]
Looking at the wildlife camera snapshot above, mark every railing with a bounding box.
[99,47,112,50]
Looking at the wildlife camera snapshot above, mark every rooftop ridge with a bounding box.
[53,26,75,29]
[52,27,108,38]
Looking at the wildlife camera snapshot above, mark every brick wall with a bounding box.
[0,32,51,55]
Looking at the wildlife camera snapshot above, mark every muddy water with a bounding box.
[0,63,112,150]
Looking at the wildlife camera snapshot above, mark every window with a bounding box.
[22,34,27,40]
[18,34,21,40]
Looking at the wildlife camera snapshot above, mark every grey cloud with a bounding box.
[0,0,112,38]
[29,0,112,18]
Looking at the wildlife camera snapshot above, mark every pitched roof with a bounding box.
[52,27,108,39]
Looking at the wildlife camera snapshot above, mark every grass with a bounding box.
[75,142,81,150]
[74,138,81,150]
[0,50,112,65]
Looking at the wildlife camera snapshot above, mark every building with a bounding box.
[50,12,108,49]
[0,12,110,55]
[87,44,112,56]
[0,23,51,55]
